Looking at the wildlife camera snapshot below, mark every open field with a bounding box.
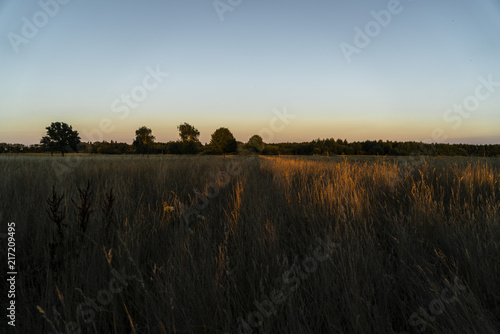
[1,155,499,333]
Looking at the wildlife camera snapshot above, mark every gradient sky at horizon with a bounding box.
[1,0,499,145]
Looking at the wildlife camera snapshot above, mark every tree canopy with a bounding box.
[9,122,499,157]
[245,135,265,154]
[209,127,237,154]
[40,122,81,156]
[178,123,200,143]
[133,126,155,154]
[178,123,201,154]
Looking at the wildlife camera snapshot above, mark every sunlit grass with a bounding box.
[1,155,499,333]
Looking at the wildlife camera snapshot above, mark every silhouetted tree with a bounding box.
[133,126,155,154]
[178,123,201,154]
[40,122,81,157]
[209,127,237,154]
[245,135,265,154]
[178,123,200,142]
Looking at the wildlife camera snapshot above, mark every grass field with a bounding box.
[1,155,499,333]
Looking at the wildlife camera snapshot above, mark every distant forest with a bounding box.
[2,139,500,157]
[1,122,500,156]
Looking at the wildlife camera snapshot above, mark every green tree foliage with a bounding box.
[245,135,265,154]
[40,122,81,156]
[177,123,201,154]
[178,123,200,142]
[9,127,500,157]
[91,141,132,154]
[133,126,155,154]
[209,127,237,154]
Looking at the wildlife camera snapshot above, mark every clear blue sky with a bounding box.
[1,0,499,145]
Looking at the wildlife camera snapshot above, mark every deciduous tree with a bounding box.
[133,126,155,154]
[178,123,201,154]
[40,122,81,157]
[209,127,237,154]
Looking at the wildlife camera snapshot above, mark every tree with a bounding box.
[133,126,155,154]
[177,123,201,154]
[245,134,265,154]
[209,127,237,154]
[178,123,200,142]
[40,122,81,157]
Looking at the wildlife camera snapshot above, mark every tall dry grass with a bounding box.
[0,155,499,333]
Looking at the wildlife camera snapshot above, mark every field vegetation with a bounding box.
[1,155,499,333]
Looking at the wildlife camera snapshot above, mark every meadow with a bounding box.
[1,154,499,334]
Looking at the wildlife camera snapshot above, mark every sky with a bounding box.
[1,0,499,145]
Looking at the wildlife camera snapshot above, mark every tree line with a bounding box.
[1,121,499,157]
